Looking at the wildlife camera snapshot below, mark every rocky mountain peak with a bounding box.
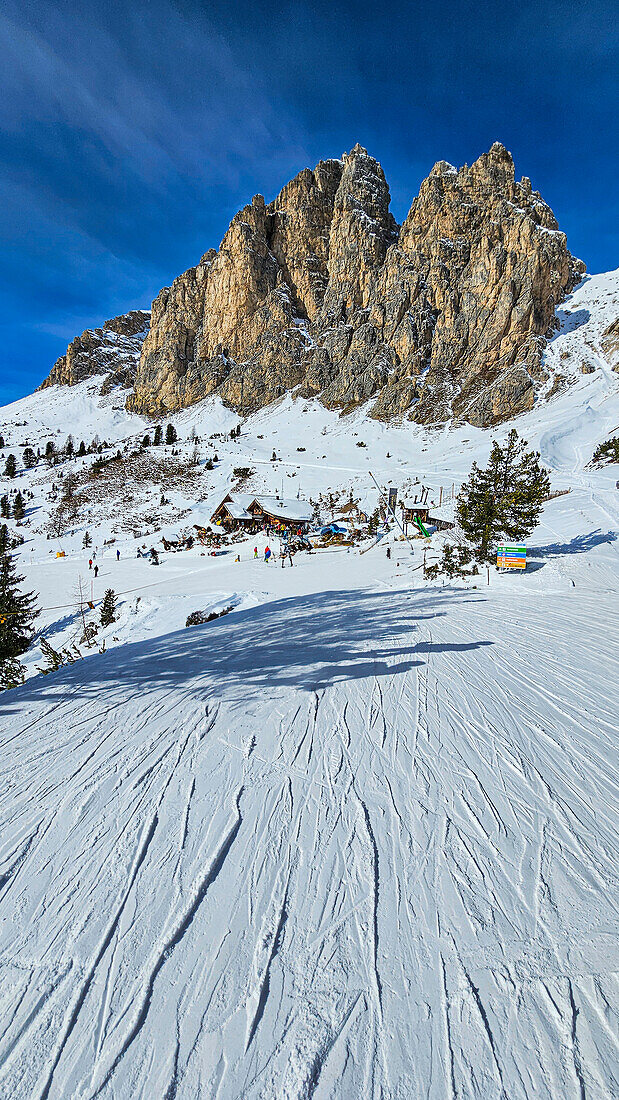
[41,145,585,428]
[39,310,150,394]
[470,140,516,187]
[320,144,399,325]
[102,311,151,339]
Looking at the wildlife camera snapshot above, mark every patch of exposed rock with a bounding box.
[39,311,150,394]
[124,145,586,425]
[601,317,619,371]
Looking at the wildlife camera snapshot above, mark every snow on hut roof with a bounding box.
[226,501,252,519]
[399,497,431,509]
[211,493,312,523]
[210,492,254,522]
[254,496,313,522]
[427,502,456,523]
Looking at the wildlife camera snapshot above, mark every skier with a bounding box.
[88,558,93,570]
[116,549,120,561]
[253,546,258,558]
[386,546,391,560]
[264,546,271,563]
[94,564,99,578]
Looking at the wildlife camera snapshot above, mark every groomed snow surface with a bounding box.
[0,271,618,1098]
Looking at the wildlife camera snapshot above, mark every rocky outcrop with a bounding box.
[601,317,619,372]
[125,143,584,426]
[39,311,150,393]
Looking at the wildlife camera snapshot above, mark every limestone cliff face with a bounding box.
[601,317,619,371]
[126,143,584,426]
[39,311,150,394]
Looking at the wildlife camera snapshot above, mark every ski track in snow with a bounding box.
[0,574,617,1099]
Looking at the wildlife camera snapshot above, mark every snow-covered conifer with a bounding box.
[457,429,550,561]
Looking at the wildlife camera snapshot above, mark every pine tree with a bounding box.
[142,433,151,447]
[591,435,619,466]
[0,433,4,447]
[82,530,92,548]
[4,454,17,478]
[0,655,26,690]
[0,495,10,519]
[65,435,74,457]
[37,637,82,674]
[165,423,177,445]
[45,440,55,462]
[0,541,38,660]
[100,588,118,627]
[64,471,77,499]
[153,425,163,446]
[425,543,474,580]
[22,446,36,469]
[37,638,65,674]
[13,491,25,521]
[78,440,86,456]
[457,429,550,561]
[367,508,380,536]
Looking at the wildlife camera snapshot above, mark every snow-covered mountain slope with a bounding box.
[0,270,618,1098]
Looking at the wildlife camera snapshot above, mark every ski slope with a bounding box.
[0,270,618,1098]
[1,494,618,1099]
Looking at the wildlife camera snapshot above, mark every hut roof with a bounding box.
[427,502,456,524]
[254,496,312,522]
[211,493,312,524]
[226,501,253,519]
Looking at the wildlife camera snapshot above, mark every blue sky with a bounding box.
[1,0,617,403]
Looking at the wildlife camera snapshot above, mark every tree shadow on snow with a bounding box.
[0,588,492,716]
[530,529,617,558]
[33,609,81,640]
